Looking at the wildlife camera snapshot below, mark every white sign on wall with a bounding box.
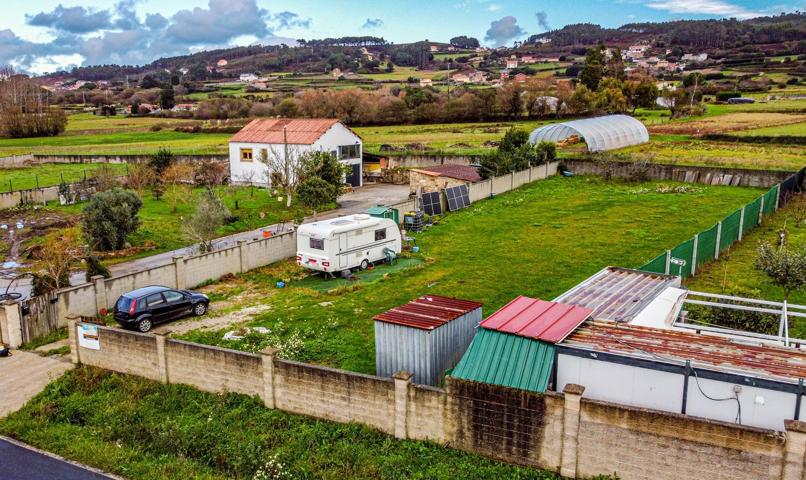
[78,324,100,350]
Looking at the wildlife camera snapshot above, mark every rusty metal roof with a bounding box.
[554,267,678,323]
[411,164,482,183]
[230,118,341,145]
[480,296,593,344]
[564,321,806,382]
[373,295,483,330]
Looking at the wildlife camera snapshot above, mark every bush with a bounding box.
[85,255,111,282]
[297,177,338,209]
[148,147,175,174]
[534,141,557,164]
[715,91,742,102]
[82,188,143,251]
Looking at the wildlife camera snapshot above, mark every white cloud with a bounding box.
[645,0,762,19]
[487,4,502,11]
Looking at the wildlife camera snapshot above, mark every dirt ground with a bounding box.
[648,112,806,135]
[0,209,79,278]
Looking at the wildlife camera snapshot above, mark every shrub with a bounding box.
[297,177,338,209]
[715,91,741,102]
[85,255,111,282]
[82,188,143,251]
[148,147,175,174]
[534,141,556,164]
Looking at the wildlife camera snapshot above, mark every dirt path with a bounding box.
[0,350,73,418]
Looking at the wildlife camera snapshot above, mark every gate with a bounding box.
[21,295,60,344]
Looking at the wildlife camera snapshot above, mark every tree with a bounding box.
[449,36,480,49]
[140,75,160,89]
[259,142,306,207]
[297,177,338,210]
[126,164,156,196]
[82,188,143,251]
[579,45,606,90]
[31,230,83,296]
[385,62,395,73]
[499,128,529,153]
[0,69,68,138]
[596,78,628,113]
[184,188,231,253]
[300,151,348,188]
[159,85,175,110]
[624,76,659,113]
[149,147,175,174]
[495,81,524,119]
[162,163,194,212]
[756,240,806,302]
[534,141,557,164]
[85,254,110,283]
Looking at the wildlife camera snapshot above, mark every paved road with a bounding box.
[0,437,116,480]
[1,184,410,299]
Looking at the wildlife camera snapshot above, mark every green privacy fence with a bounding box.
[637,167,805,279]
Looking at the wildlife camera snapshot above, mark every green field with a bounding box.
[686,194,806,336]
[0,130,230,156]
[179,176,763,373]
[361,66,447,81]
[1,163,129,191]
[0,366,560,480]
[735,122,806,136]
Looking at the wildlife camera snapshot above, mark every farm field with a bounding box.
[0,130,230,156]
[178,176,763,374]
[1,162,129,191]
[63,113,205,134]
[734,121,806,136]
[0,366,559,480]
[646,112,806,135]
[686,194,806,336]
[360,66,448,81]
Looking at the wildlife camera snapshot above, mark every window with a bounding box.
[374,228,386,241]
[240,148,253,162]
[146,293,165,307]
[338,144,361,159]
[163,291,184,303]
[309,237,324,250]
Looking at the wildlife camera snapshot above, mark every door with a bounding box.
[162,290,192,319]
[346,163,361,187]
[338,234,349,269]
[145,293,172,323]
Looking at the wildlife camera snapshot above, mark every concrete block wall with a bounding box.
[166,339,263,397]
[469,180,492,203]
[68,323,806,480]
[243,232,297,271]
[0,154,35,168]
[103,264,177,308]
[274,359,396,435]
[492,174,511,195]
[183,246,242,287]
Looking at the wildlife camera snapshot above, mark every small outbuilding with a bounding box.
[374,295,483,386]
[409,164,482,194]
[528,114,649,152]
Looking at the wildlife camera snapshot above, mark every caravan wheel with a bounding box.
[360,259,369,270]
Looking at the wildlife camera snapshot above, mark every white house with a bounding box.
[239,73,258,82]
[229,118,363,187]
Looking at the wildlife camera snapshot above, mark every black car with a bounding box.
[114,285,209,332]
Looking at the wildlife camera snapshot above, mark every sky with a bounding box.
[1,0,802,74]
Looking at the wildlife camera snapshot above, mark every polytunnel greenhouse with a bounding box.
[528,114,649,152]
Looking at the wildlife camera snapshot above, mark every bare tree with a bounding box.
[258,128,305,207]
[31,230,83,296]
[125,163,156,196]
[162,163,194,212]
[183,188,230,253]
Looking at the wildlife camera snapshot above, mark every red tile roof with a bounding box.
[230,118,341,145]
[480,296,593,344]
[411,164,482,183]
[564,321,806,382]
[374,295,483,331]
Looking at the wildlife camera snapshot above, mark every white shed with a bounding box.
[228,118,363,187]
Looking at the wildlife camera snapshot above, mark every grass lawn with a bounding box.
[615,136,806,171]
[686,194,806,336]
[0,366,560,480]
[734,122,806,136]
[179,176,763,374]
[56,185,315,262]
[0,130,230,156]
[1,163,129,192]
[63,113,202,135]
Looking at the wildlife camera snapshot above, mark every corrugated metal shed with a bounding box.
[451,329,555,392]
[564,321,806,383]
[374,295,483,386]
[480,295,593,343]
[554,267,679,323]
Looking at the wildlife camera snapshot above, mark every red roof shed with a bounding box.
[480,295,593,343]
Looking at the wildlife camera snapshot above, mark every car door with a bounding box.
[162,290,192,319]
[144,293,171,323]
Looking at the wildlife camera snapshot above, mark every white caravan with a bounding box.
[296,214,402,274]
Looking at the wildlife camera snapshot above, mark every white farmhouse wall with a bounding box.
[228,122,362,186]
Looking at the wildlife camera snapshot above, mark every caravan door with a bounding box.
[338,233,349,269]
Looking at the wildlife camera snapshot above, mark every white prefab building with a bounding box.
[228,118,363,187]
[296,214,402,274]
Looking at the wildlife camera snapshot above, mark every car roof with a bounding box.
[123,285,172,298]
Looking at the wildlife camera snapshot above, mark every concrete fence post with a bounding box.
[173,256,186,290]
[782,420,806,480]
[91,275,107,313]
[664,250,672,275]
[715,222,722,260]
[261,347,279,409]
[738,207,745,242]
[776,184,781,210]
[0,301,23,348]
[66,317,80,364]
[691,234,699,276]
[528,166,533,183]
[560,384,585,478]
[759,196,765,224]
[393,370,414,440]
[154,330,170,384]
[510,172,515,192]
[238,240,249,273]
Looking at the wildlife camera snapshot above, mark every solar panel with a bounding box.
[421,191,442,216]
[445,185,470,212]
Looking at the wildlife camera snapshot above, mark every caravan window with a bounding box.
[309,237,324,250]
[374,228,386,241]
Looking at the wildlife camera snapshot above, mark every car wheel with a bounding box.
[193,302,207,316]
[137,318,152,333]
[360,259,369,270]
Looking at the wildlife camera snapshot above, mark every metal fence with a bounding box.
[638,167,805,279]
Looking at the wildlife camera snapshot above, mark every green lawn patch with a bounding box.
[1,163,129,192]
[290,258,424,293]
[0,130,229,156]
[179,176,763,374]
[0,366,562,480]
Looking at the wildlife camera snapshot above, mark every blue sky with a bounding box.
[1,0,801,74]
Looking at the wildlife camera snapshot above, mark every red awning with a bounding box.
[480,296,592,343]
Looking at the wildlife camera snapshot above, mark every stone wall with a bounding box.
[384,155,480,169]
[31,154,228,165]
[68,322,806,480]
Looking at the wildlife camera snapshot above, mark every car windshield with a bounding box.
[116,297,132,312]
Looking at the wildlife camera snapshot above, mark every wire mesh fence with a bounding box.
[638,167,805,279]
